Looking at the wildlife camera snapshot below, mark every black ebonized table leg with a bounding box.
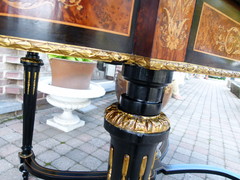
[104,64,173,180]
[19,52,43,179]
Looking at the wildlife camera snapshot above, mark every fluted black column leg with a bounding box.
[19,52,43,179]
[104,64,173,180]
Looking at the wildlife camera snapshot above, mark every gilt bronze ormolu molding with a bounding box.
[0,35,240,78]
[105,103,170,134]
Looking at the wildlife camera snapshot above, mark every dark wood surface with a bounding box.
[133,0,160,57]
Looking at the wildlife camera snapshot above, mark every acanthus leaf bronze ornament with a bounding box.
[105,103,170,134]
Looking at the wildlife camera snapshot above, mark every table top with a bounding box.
[0,0,239,77]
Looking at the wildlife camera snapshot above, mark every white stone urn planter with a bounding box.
[38,77,105,132]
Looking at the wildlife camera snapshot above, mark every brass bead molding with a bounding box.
[0,35,240,78]
[105,103,170,134]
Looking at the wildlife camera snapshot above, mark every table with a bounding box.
[0,0,239,179]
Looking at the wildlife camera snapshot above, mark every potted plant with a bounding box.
[48,54,96,90]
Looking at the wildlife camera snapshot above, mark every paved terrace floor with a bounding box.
[0,78,239,180]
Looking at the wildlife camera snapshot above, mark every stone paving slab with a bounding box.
[0,79,239,180]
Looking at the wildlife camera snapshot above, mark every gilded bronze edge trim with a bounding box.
[0,35,239,78]
[18,152,33,159]
[105,103,170,134]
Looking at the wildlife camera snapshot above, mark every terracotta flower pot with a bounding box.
[49,58,96,89]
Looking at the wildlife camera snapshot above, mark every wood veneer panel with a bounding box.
[194,3,240,61]
[151,0,196,62]
[0,0,135,36]
[186,0,240,71]
[133,0,160,57]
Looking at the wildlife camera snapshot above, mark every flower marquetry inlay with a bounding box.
[160,0,194,50]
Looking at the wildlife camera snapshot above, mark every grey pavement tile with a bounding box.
[66,129,83,137]
[161,173,185,180]
[35,158,45,167]
[0,159,14,173]
[69,163,90,171]
[33,132,49,142]
[12,138,22,148]
[98,133,111,142]
[51,156,75,170]
[66,138,84,148]
[7,122,22,133]
[86,129,102,137]
[65,149,88,162]
[206,174,227,180]
[97,162,108,171]
[209,149,224,159]
[0,144,19,157]
[42,128,62,137]
[34,123,50,132]
[88,138,106,148]
[85,122,98,129]
[175,147,192,157]
[77,133,93,142]
[4,119,19,126]
[38,138,60,149]
[1,132,21,142]
[32,144,47,155]
[78,143,98,154]
[193,146,208,155]
[37,150,60,163]
[0,127,14,136]
[53,143,72,155]
[0,168,22,180]
[53,133,72,142]
[0,137,8,146]
[184,174,205,180]
[80,156,102,170]
[94,125,106,133]
[5,153,20,166]
[191,152,208,163]
[101,144,110,152]
[225,160,240,173]
[189,157,208,165]
[172,152,190,163]
[178,142,194,151]
[92,149,109,162]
